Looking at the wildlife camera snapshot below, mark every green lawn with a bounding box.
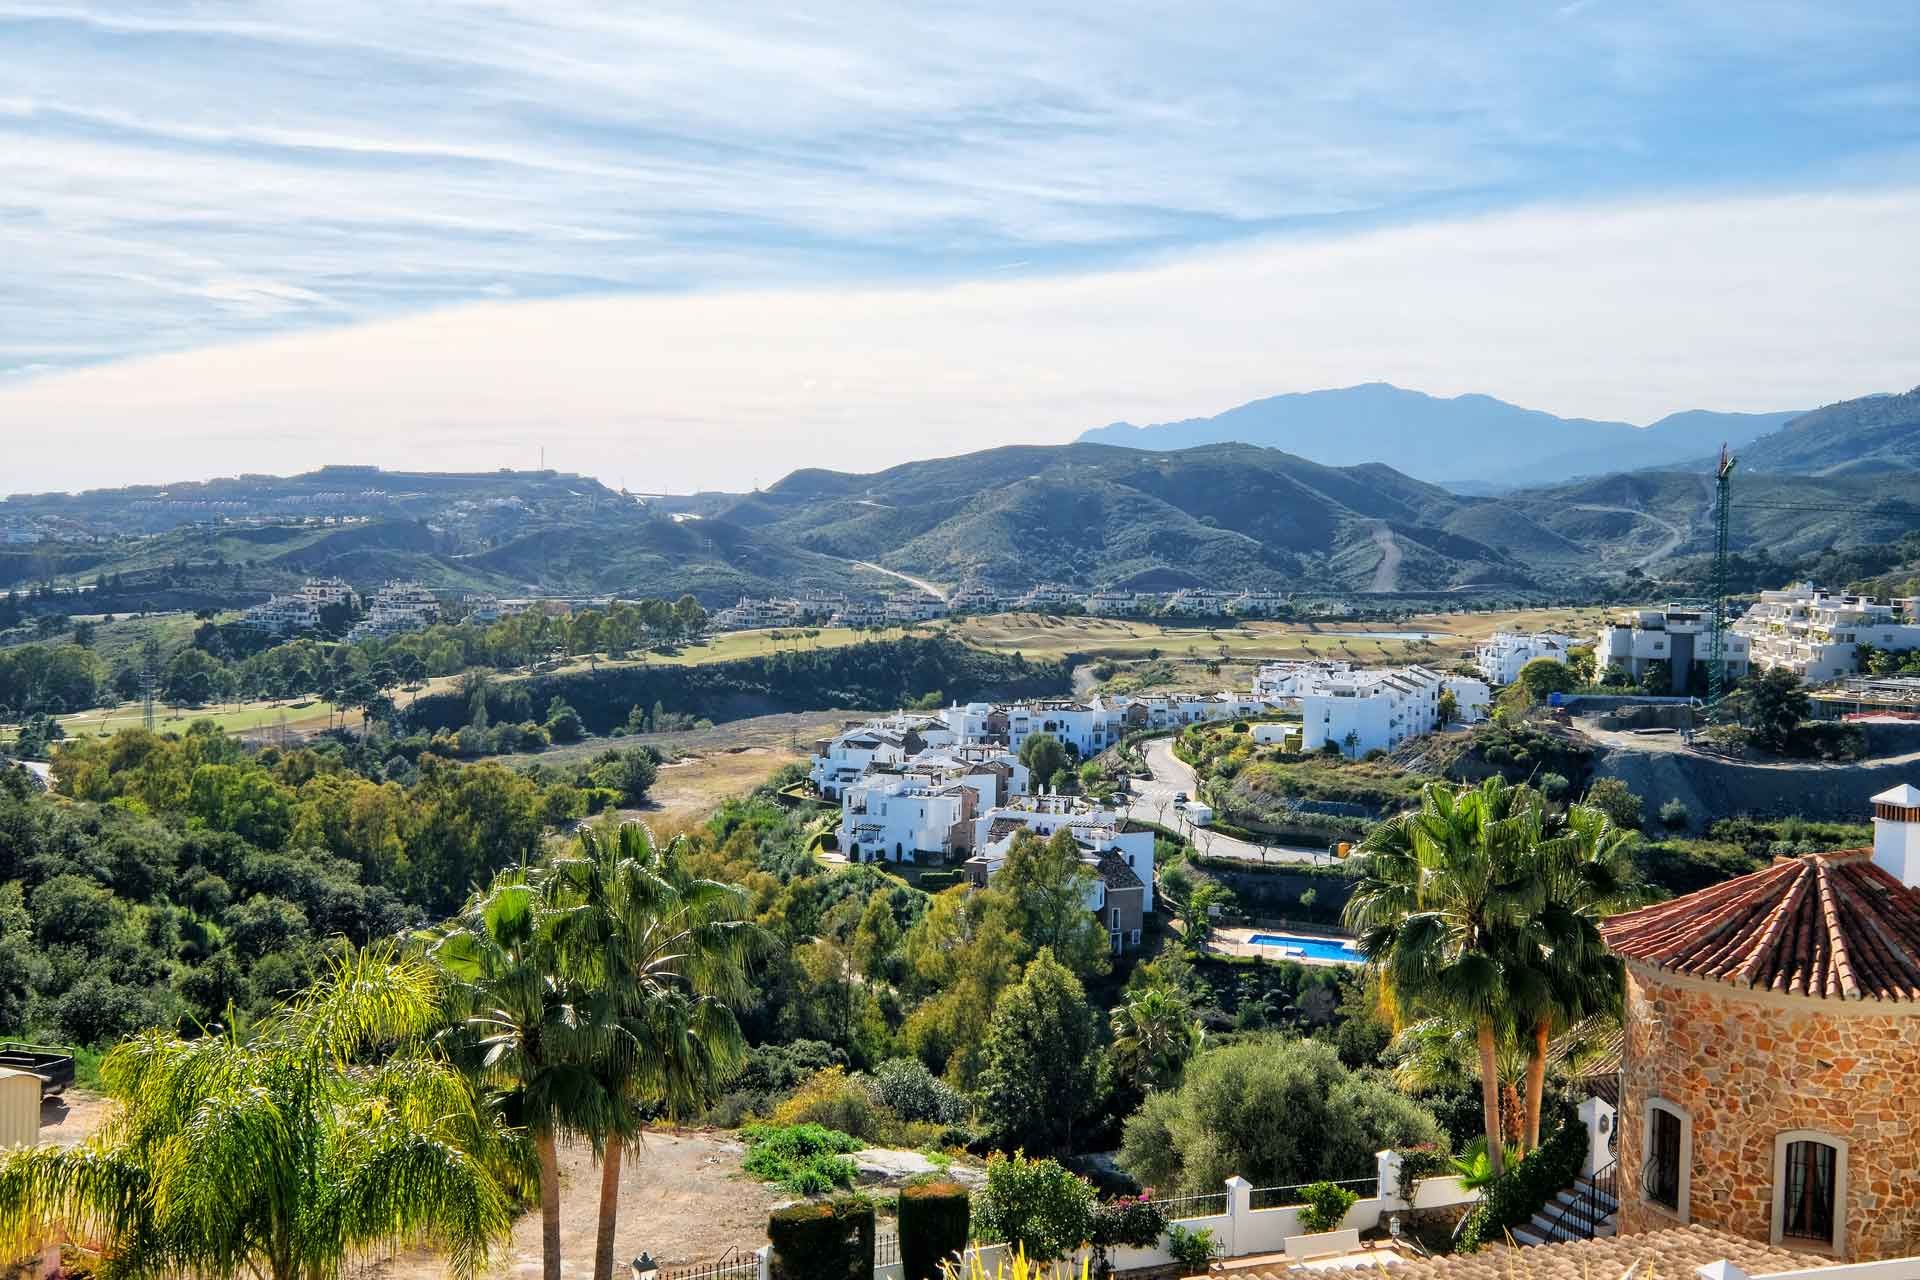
[44,698,349,740]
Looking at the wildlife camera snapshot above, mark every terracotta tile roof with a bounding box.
[1601,850,1920,1002]
[1224,1226,1829,1280]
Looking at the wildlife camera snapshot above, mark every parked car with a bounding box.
[0,1042,75,1098]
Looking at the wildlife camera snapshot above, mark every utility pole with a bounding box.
[1706,444,1736,710]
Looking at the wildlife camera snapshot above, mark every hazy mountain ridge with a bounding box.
[6,390,1916,604]
[1079,382,1801,488]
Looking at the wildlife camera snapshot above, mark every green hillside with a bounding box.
[1735,387,1920,476]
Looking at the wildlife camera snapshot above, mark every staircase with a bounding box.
[1510,1162,1618,1246]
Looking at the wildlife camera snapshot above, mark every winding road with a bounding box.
[1366,522,1403,593]
[845,559,948,601]
[1125,738,1328,866]
[1566,503,1688,569]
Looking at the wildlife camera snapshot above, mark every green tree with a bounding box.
[1018,733,1069,788]
[1342,777,1537,1178]
[1582,777,1643,831]
[851,890,902,982]
[1118,1037,1440,1195]
[0,946,515,1280]
[1515,657,1578,704]
[971,1152,1095,1262]
[1500,799,1645,1148]
[977,948,1098,1154]
[431,873,616,1280]
[1108,984,1203,1093]
[996,829,1109,977]
[543,823,758,1280]
[1745,666,1809,752]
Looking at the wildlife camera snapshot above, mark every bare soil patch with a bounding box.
[371,1129,784,1280]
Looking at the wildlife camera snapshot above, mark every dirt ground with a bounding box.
[371,1129,785,1279]
[35,1091,113,1149]
[43,1096,783,1279]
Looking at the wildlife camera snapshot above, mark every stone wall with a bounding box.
[1617,962,1920,1260]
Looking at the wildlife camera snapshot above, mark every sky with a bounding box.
[3,1,1917,494]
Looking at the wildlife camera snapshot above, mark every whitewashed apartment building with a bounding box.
[1475,631,1576,685]
[236,578,355,637]
[1732,584,1920,681]
[836,747,1028,863]
[1300,664,1489,756]
[347,582,440,641]
[1594,605,1751,693]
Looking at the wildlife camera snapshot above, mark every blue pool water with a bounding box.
[1247,933,1364,964]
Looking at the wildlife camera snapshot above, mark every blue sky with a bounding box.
[3,1,1917,490]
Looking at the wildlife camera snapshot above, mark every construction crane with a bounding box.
[1705,445,1736,709]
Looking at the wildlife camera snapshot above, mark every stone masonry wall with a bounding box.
[1617,964,1920,1259]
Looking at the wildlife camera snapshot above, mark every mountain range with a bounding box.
[1078,382,1803,490]
[4,387,1916,604]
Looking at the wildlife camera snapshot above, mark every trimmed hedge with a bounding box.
[769,1197,876,1280]
[898,1181,970,1280]
[915,870,963,892]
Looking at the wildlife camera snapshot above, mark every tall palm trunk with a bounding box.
[1523,1020,1551,1152]
[538,1130,564,1280]
[593,1141,624,1280]
[1476,1018,1506,1179]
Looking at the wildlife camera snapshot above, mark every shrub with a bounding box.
[917,870,963,892]
[898,1181,970,1280]
[971,1152,1096,1261]
[874,1057,969,1125]
[772,1066,888,1140]
[1089,1193,1168,1255]
[1658,798,1691,830]
[768,1197,876,1280]
[1454,1103,1584,1252]
[1295,1181,1359,1233]
[1165,1225,1218,1273]
[1538,772,1569,801]
[1582,778,1642,831]
[1118,1036,1442,1196]
[742,1123,864,1195]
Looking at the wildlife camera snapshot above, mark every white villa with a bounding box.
[1475,630,1576,685]
[1594,604,1751,693]
[1732,583,1920,682]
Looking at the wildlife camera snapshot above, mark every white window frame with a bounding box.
[1640,1098,1692,1223]
[1771,1130,1848,1255]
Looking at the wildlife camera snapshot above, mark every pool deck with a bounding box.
[1210,925,1364,967]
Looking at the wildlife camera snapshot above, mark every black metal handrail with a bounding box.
[1535,1161,1617,1243]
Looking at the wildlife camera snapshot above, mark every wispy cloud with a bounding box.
[0,0,1914,377]
[5,188,1916,494]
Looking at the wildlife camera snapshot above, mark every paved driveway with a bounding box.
[1125,738,1328,866]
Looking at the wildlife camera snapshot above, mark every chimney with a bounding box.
[1870,783,1920,889]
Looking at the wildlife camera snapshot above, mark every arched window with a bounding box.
[1640,1098,1691,1221]
[1772,1131,1848,1254]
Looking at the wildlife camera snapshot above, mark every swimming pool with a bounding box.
[1247,933,1365,964]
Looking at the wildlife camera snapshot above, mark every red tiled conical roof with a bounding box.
[1601,850,1920,1002]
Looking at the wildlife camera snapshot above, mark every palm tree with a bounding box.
[0,945,515,1280]
[430,871,619,1280]
[544,823,759,1280]
[1109,984,1204,1093]
[1343,777,1539,1178]
[1507,801,1645,1149]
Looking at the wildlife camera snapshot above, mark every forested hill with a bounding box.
[711,442,1539,592]
[404,635,1070,736]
